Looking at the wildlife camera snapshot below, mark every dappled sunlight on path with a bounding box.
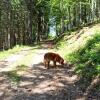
[29,49,54,67]
[0,48,35,72]
[0,45,99,100]
[0,62,80,100]
[0,45,80,100]
[0,36,100,100]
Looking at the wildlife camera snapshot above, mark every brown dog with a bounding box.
[44,52,64,69]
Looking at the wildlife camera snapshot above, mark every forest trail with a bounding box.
[0,43,80,100]
[0,45,98,100]
[0,56,79,100]
[0,24,100,100]
[0,43,55,72]
[0,24,100,72]
[0,47,36,72]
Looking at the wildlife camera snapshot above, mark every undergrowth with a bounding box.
[57,30,100,85]
[64,32,100,83]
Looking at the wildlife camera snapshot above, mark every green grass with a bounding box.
[6,70,21,84]
[6,65,27,85]
[0,45,31,60]
[48,34,55,40]
[67,33,100,77]
[57,29,100,83]
[6,64,32,85]
[16,65,28,71]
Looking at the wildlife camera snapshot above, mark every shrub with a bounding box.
[65,33,100,79]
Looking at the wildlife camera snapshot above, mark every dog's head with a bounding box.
[60,58,64,65]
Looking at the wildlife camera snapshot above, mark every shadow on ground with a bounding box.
[0,63,99,100]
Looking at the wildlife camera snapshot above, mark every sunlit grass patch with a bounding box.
[6,64,28,85]
[16,64,28,71]
[57,28,100,60]
[6,48,36,73]
[15,65,29,75]
[65,32,100,79]
[55,39,66,49]
[6,70,21,84]
[48,34,55,40]
[56,26,100,85]
[0,45,32,60]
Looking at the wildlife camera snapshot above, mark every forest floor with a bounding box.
[0,24,100,100]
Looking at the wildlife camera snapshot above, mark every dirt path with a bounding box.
[0,42,99,100]
[0,47,35,72]
[29,49,54,67]
[0,47,55,71]
[0,45,77,100]
[0,49,99,100]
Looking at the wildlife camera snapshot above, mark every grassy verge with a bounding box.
[56,29,100,86]
[66,33,100,77]
[0,45,33,60]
